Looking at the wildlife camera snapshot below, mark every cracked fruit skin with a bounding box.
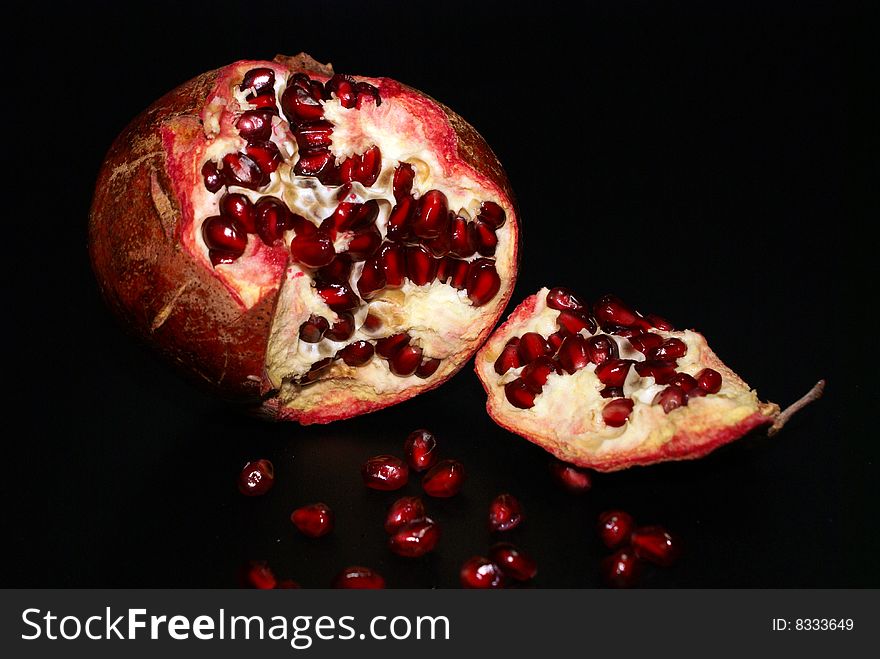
[474,288,780,471]
[89,54,519,423]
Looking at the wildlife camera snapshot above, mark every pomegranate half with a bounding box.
[475,287,788,471]
[89,54,519,423]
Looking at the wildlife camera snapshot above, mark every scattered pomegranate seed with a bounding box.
[388,518,441,558]
[403,429,438,472]
[696,368,723,393]
[290,503,334,538]
[333,566,385,589]
[489,543,537,581]
[548,461,592,494]
[241,561,276,589]
[598,510,634,549]
[601,548,641,588]
[602,398,635,427]
[361,455,409,491]
[488,493,524,532]
[238,459,274,496]
[422,459,465,498]
[631,526,680,567]
[384,496,427,534]
[460,557,505,589]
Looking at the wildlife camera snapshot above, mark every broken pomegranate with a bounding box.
[475,287,788,471]
[89,54,519,423]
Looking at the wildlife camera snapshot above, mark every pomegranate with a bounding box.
[332,566,386,589]
[487,493,524,532]
[290,502,334,538]
[475,287,822,471]
[237,459,274,496]
[89,54,519,424]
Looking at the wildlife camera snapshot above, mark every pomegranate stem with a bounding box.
[768,379,826,436]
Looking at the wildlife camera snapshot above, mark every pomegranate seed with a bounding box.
[586,335,620,365]
[406,245,438,285]
[362,314,382,332]
[505,379,536,408]
[390,344,423,376]
[548,330,568,352]
[648,338,688,360]
[281,86,324,124]
[594,358,633,387]
[384,496,427,534]
[696,368,722,393]
[488,493,524,532]
[287,73,312,93]
[248,95,279,112]
[471,220,497,256]
[653,385,687,413]
[316,255,353,284]
[489,543,537,581]
[393,163,415,201]
[299,315,329,343]
[687,386,708,400]
[602,548,641,588]
[449,215,476,257]
[361,455,409,491]
[236,109,273,141]
[604,326,643,338]
[388,518,440,557]
[295,120,333,149]
[325,312,355,341]
[602,398,635,427]
[631,526,680,566]
[301,357,333,384]
[476,201,506,229]
[412,190,449,239]
[357,258,386,299]
[460,557,505,589]
[238,459,274,496]
[598,510,634,549]
[423,229,452,258]
[448,258,471,290]
[594,294,640,328]
[242,561,276,589]
[380,243,407,287]
[668,372,698,392]
[628,332,664,355]
[346,226,382,261]
[520,356,558,391]
[415,357,441,378]
[290,231,335,268]
[557,309,597,335]
[467,258,501,306]
[557,334,591,374]
[309,80,328,102]
[209,250,239,266]
[634,359,678,384]
[316,282,360,312]
[404,429,438,472]
[645,313,674,331]
[546,287,585,312]
[338,340,374,366]
[355,81,381,109]
[222,152,266,189]
[290,503,334,538]
[376,333,410,359]
[327,74,357,108]
[333,566,385,589]
[202,215,247,254]
[255,197,295,245]
[201,160,223,192]
[601,386,624,398]
[422,459,465,498]
[244,141,281,175]
[386,197,414,241]
[276,579,301,589]
[494,343,522,375]
[220,193,257,233]
[548,461,592,494]
[518,332,552,363]
[354,145,381,187]
[241,68,275,98]
[294,148,337,182]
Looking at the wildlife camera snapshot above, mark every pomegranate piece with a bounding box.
[290,502,334,538]
[696,368,723,393]
[388,518,440,558]
[631,526,680,567]
[602,398,635,427]
[361,455,409,491]
[598,510,634,549]
[338,340,374,367]
[460,557,505,589]
[601,548,641,588]
[488,493,524,532]
[403,429,438,472]
[548,461,592,494]
[384,496,427,534]
[241,561,277,589]
[333,566,385,589]
[489,543,537,581]
[422,459,465,498]
[238,459,274,496]
[202,215,247,255]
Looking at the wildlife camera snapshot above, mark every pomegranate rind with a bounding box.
[89,54,519,419]
[475,290,780,472]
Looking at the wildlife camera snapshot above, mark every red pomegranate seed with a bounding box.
[602,548,641,588]
[390,344,423,376]
[604,325,643,338]
[475,201,506,229]
[557,334,591,374]
[325,312,355,341]
[255,197,295,245]
[295,120,333,149]
[201,160,223,192]
[449,258,471,290]
[598,510,634,549]
[222,152,266,189]
[520,356,558,391]
[416,358,441,378]
[380,243,407,287]
[327,74,357,108]
[287,72,312,93]
[628,332,664,355]
[333,566,385,589]
[403,429,438,472]
[316,282,359,311]
[202,215,247,254]
[355,81,382,108]
[422,459,465,498]
[634,359,678,384]
[290,502,334,538]
[471,220,497,256]
[376,333,410,359]
[586,335,620,365]
[593,294,640,328]
[546,287,585,312]
[338,340,374,366]
[467,258,501,306]
[209,250,239,266]
[248,95,279,111]
[648,338,688,360]
[449,215,476,257]
[281,86,324,124]
[346,226,382,261]
[384,496,427,534]
[668,372,698,392]
[488,493,524,532]
[386,197,414,242]
[548,461,592,494]
[601,386,624,398]
[316,254,352,284]
[557,309,597,335]
[423,229,451,258]
[696,368,722,393]
[242,561,276,589]
[594,358,633,387]
[294,148,336,180]
[505,379,536,409]
[242,68,275,97]
[412,190,449,239]
[460,557,505,589]
[354,145,381,187]
[489,543,537,581]
[645,313,674,331]
[547,330,568,352]
[357,258,386,299]
[299,315,329,343]
[244,141,281,175]
[653,385,687,413]
[687,387,708,400]
[631,526,680,567]
[276,579,301,589]
[220,192,257,233]
[362,313,382,332]
[361,455,409,491]
[236,109,274,141]
[602,398,635,427]
[518,332,552,363]
[406,245,438,285]
[393,162,415,201]
[388,518,440,557]
[238,459,274,496]
[291,229,336,268]
[494,342,522,375]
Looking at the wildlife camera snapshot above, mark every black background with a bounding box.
[6,0,873,588]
